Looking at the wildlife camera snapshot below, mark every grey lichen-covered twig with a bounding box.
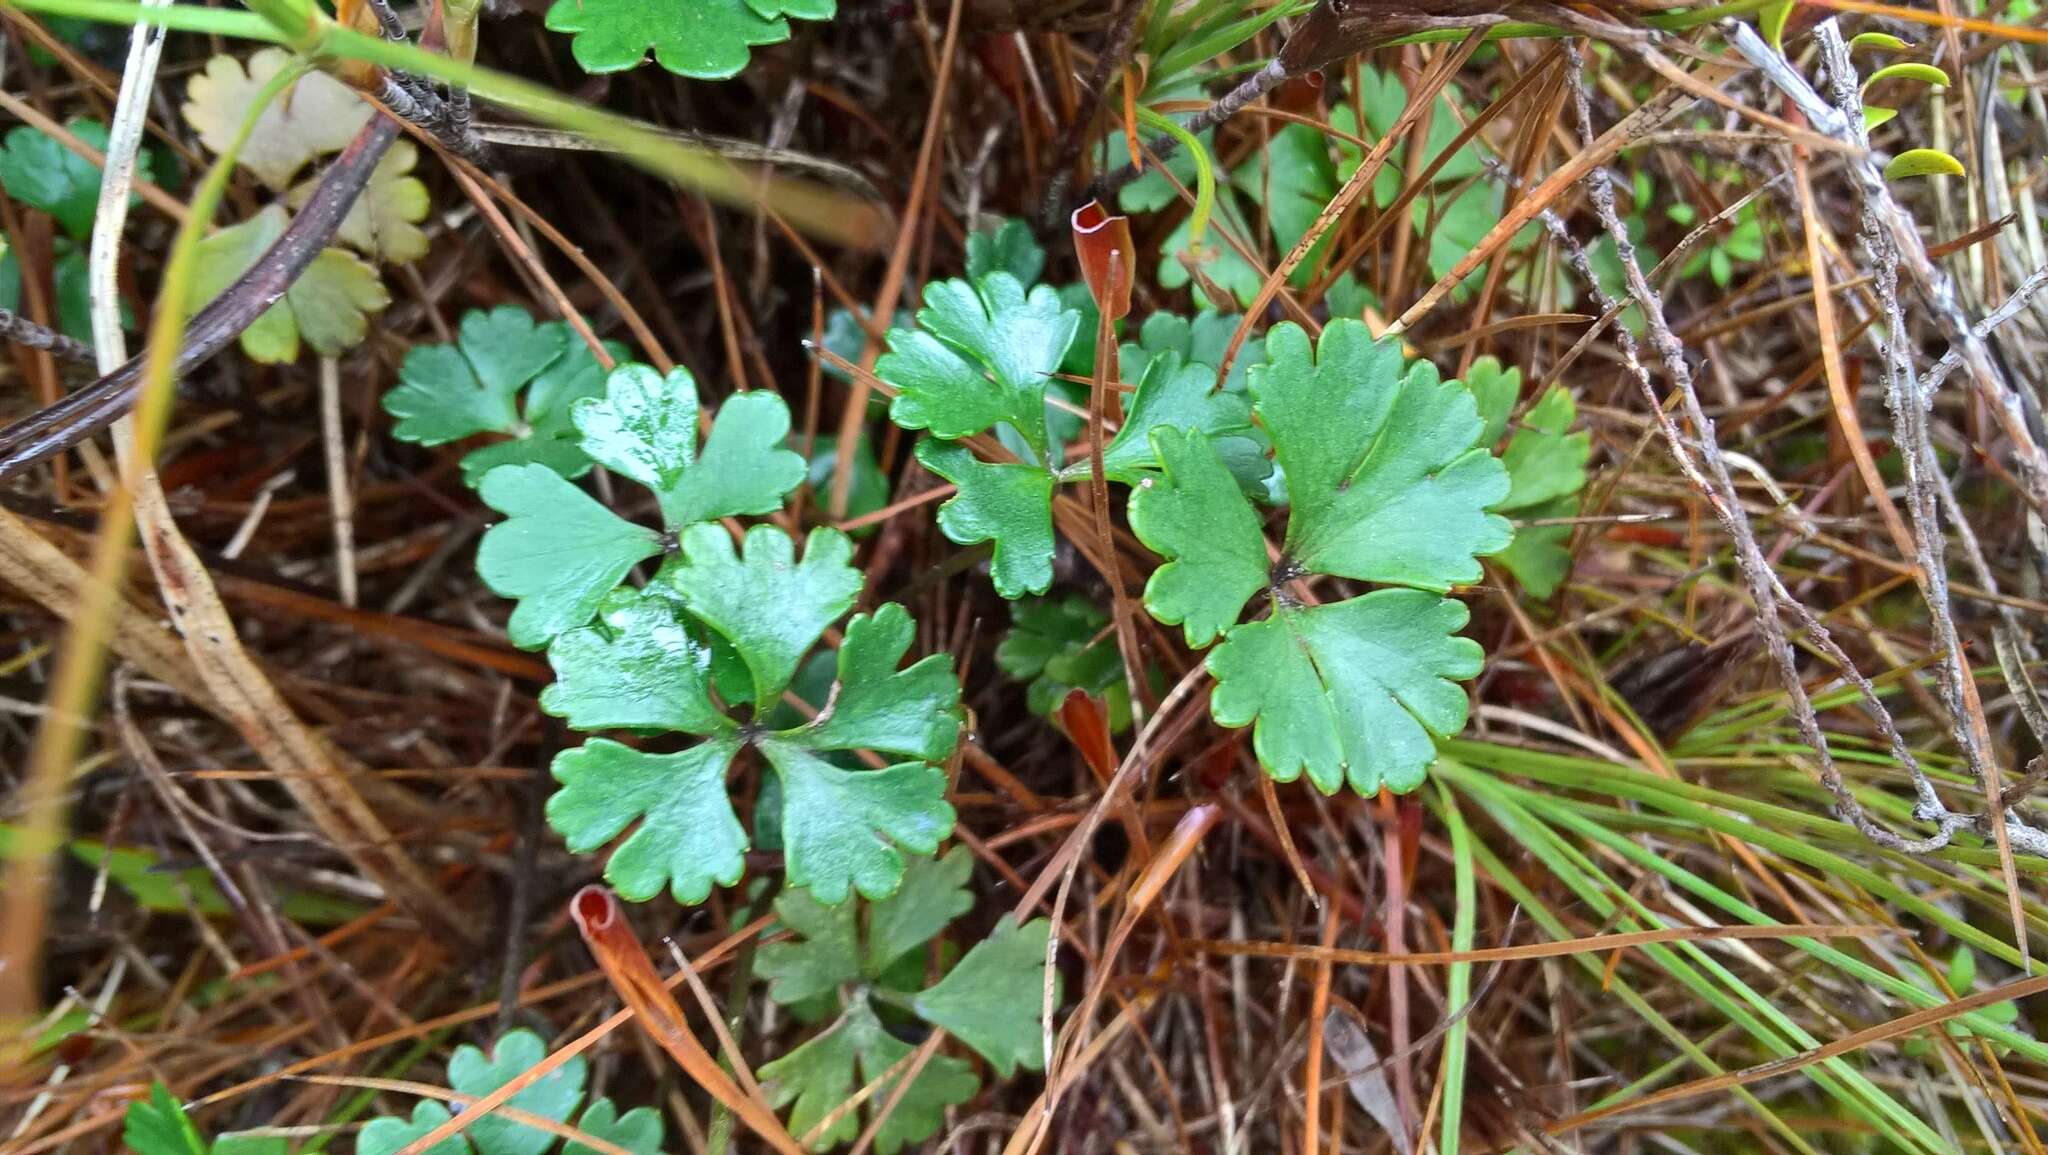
[0,308,94,366]
[1807,18,2048,843]
[1560,43,2048,857]
[1809,20,2003,793]
[1728,18,2048,524]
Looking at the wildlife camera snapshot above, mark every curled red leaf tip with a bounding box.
[1072,200,1134,321]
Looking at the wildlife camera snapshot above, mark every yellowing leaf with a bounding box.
[1849,31,1913,54]
[1759,0,1793,49]
[289,247,390,355]
[292,138,429,263]
[191,205,389,363]
[183,48,371,189]
[1862,62,1949,91]
[1885,148,1965,180]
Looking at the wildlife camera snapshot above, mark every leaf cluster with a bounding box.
[444,353,963,906]
[755,848,1053,1153]
[876,219,1269,599]
[356,1030,661,1155]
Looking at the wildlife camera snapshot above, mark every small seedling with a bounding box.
[997,596,1136,732]
[1470,357,1591,598]
[356,1029,662,1155]
[418,354,964,907]
[756,848,1052,1153]
[382,306,624,486]
[878,268,1267,597]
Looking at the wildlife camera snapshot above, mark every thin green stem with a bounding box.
[1132,105,1215,245]
[1427,781,1475,1155]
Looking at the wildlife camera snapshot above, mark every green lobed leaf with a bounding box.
[757,885,862,1005]
[384,306,569,446]
[446,1029,588,1155]
[914,439,1057,600]
[800,434,889,531]
[573,364,806,530]
[757,738,954,905]
[457,331,627,487]
[1334,68,1484,191]
[286,246,391,356]
[964,217,1045,287]
[563,1100,662,1155]
[542,0,800,80]
[357,1103,471,1155]
[1118,120,1209,215]
[1467,356,1520,450]
[0,120,150,241]
[1154,191,1264,308]
[1490,494,1575,599]
[1411,181,1501,302]
[1122,322,1512,793]
[540,588,729,735]
[1229,122,1336,286]
[210,1137,286,1155]
[123,1085,210,1155]
[1078,349,1255,483]
[866,844,974,976]
[818,307,909,383]
[757,1012,863,1151]
[1497,386,1589,511]
[995,596,1130,727]
[878,273,1080,456]
[759,996,978,1155]
[666,525,862,706]
[1125,427,1270,648]
[1325,272,1381,325]
[55,245,117,344]
[790,603,961,763]
[475,464,663,649]
[1255,320,1511,590]
[1483,374,1586,597]
[1120,309,1263,394]
[547,735,748,903]
[1118,316,1279,500]
[910,915,1052,1077]
[1207,592,1481,795]
[745,0,834,19]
